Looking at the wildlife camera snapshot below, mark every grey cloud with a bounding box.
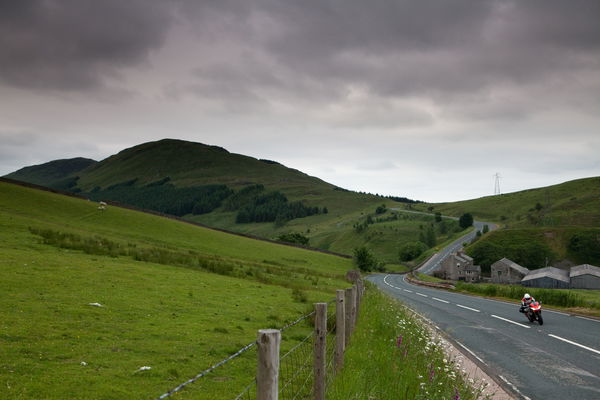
[177,0,600,121]
[0,0,174,91]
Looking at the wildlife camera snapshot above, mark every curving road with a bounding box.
[368,273,600,400]
[418,218,498,275]
[389,208,496,275]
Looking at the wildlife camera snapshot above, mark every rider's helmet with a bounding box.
[524,293,531,299]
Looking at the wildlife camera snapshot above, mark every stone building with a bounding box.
[570,264,600,289]
[438,250,481,282]
[521,267,570,289]
[490,258,530,284]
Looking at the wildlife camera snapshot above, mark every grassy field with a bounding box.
[0,181,353,399]
[327,286,487,399]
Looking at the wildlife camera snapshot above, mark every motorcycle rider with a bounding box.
[519,293,536,313]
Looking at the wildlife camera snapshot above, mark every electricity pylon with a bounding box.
[494,173,501,195]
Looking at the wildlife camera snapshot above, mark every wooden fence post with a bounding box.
[335,290,345,371]
[356,279,363,315]
[344,288,352,346]
[313,302,327,400]
[257,329,281,400]
[350,285,357,333]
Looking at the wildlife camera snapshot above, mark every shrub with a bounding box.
[459,213,473,229]
[567,230,600,265]
[277,232,310,246]
[353,246,378,272]
[398,241,427,262]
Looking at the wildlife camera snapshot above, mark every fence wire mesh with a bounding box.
[326,306,338,388]
[233,378,256,400]
[279,330,315,400]
[161,292,354,400]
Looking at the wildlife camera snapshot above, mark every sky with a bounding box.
[1,0,599,203]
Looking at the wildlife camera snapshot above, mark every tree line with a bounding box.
[86,180,327,224]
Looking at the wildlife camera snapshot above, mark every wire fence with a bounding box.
[156,279,363,400]
[280,331,314,400]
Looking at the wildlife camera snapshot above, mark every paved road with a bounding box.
[368,273,600,400]
[418,219,498,275]
[389,208,497,275]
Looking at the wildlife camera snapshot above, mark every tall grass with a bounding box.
[455,282,600,309]
[327,287,488,399]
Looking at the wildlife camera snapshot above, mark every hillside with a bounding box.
[0,180,353,399]
[418,177,600,228]
[5,157,97,189]
[417,177,600,271]
[4,139,432,265]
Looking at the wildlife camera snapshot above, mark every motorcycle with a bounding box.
[521,301,544,325]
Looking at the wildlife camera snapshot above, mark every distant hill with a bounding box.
[416,178,600,271]
[419,177,600,228]
[5,157,97,190]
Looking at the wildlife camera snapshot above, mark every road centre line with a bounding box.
[455,340,486,365]
[404,289,413,293]
[416,292,428,297]
[548,334,600,355]
[491,315,530,328]
[432,297,450,304]
[456,304,480,312]
[543,309,570,316]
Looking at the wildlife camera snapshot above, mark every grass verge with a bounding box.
[326,286,488,399]
[454,282,600,317]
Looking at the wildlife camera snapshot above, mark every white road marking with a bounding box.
[404,289,413,293]
[543,309,570,316]
[456,304,480,312]
[416,292,428,297]
[548,334,600,355]
[499,375,532,400]
[491,315,531,328]
[455,341,486,365]
[575,316,600,323]
[432,297,450,304]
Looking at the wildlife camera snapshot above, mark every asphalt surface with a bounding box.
[368,273,600,400]
[418,219,498,275]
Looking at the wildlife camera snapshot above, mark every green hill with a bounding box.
[419,177,600,228]
[4,139,434,266]
[5,157,97,189]
[0,180,353,399]
[416,177,600,271]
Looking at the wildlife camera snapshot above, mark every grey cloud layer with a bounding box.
[4,1,599,98]
[0,0,172,90]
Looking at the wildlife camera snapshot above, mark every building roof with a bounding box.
[464,264,481,272]
[456,251,473,262]
[521,267,569,283]
[494,258,530,275]
[570,264,600,279]
[455,255,469,264]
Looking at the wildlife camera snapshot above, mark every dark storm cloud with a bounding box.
[182,0,600,116]
[4,0,599,104]
[0,0,174,90]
